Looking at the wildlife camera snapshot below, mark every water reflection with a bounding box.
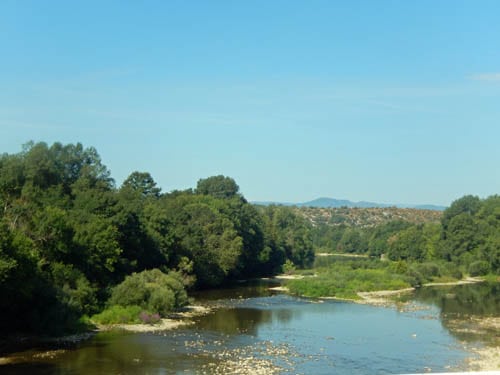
[193,295,300,335]
[409,282,500,317]
[400,282,500,344]
[190,279,280,302]
[2,282,498,374]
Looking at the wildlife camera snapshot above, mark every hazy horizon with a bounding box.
[1,1,499,206]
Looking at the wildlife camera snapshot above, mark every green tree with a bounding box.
[196,175,241,200]
[387,225,426,261]
[260,205,314,269]
[337,228,368,254]
[367,220,411,257]
[122,171,161,198]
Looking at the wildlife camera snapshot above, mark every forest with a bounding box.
[288,193,499,299]
[0,141,498,335]
[0,142,313,334]
[310,194,499,275]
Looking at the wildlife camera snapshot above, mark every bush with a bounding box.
[468,260,490,276]
[91,305,142,324]
[108,269,188,316]
[149,288,175,316]
[50,262,98,316]
[440,262,463,280]
[282,259,296,274]
[388,260,408,274]
[405,266,425,287]
[139,311,161,325]
[416,262,441,280]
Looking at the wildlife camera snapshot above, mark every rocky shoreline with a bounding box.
[270,275,498,372]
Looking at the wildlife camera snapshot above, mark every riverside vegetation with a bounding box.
[0,141,498,338]
[285,193,499,299]
[0,142,314,336]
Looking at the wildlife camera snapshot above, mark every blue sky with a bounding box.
[1,1,499,206]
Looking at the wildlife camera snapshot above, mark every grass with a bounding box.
[481,273,500,283]
[286,259,411,299]
[90,305,143,325]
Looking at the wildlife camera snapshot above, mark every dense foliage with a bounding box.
[1,141,497,333]
[107,269,188,316]
[311,195,499,276]
[0,142,313,334]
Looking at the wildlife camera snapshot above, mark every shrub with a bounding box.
[282,259,296,274]
[440,262,463,280]
[91,305,142,324]
[50,262,97,316]
[388,260,408,274]
[405,266,425,287]
[139,311,161,325]
[149,288,175,316]
[416,262,441,280]
[469,260,490,276]
[108,269,188,317]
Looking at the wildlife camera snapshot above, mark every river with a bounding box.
[1,280,498,374]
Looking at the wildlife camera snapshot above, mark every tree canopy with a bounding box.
[0,142,314,334]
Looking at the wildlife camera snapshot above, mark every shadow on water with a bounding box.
[0,363,57,375]
[2,280,498,374]
[399,282,500,344]
[190,278,280,302]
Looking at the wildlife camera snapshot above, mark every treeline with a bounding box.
[312,195,500,277]
[0,142,313,334]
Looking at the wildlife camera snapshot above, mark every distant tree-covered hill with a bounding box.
[295,206,442,229]
[253,197,446,211]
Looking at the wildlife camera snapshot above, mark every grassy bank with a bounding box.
[285,257,470,300]
[287,263,410,299]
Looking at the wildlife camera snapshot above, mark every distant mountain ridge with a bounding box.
[252,197,446,211]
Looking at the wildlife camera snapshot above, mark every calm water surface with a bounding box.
[2,281,498,374]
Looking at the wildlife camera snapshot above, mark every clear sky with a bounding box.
[1,1,499,206]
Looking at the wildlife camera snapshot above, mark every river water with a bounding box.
[2,281,498,374]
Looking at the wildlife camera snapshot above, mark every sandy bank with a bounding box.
[423,277,484,287]
[356,288,416,305]
[467,345,500,372]
[316,252,368,258]
[97,305,211,333]
[274,274,306,280]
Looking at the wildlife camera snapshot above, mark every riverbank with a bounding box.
[276,272,486,304]
[449,316,500,372]
[0,305,211,365]
[423,277,484,287]
[0,332,96,366]
[316,252,368,258]
[1,279,497,373]
[355,277,485,306]
[95,305,211,333]
[467,344,500,372]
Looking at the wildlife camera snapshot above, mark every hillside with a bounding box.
[295,206,442,228]
[299,197,446,211]
[253,197,446,211]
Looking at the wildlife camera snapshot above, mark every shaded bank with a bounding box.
[1,280,498,373]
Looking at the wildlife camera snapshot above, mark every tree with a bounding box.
[337,228,368,254]
[387,225,426,261]
[196,175,241,200]
[260,205,314,269]
[441,195,481,232]
[368,220,411,257]
[121,171,161,198]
